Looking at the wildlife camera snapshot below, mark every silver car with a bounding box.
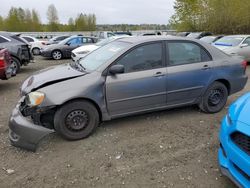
[213,35,250,61]
[9,36,248,151]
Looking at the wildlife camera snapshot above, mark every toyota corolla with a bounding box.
[9,36,248,151]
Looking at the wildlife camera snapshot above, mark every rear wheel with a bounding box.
[54,100,99,140]
[11,56,21,74]
[199,82,228,113]
[52,50,62,60]
[32,47,40,55]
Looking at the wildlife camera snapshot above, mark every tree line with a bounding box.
[0,4,96,32]
[169,0,250,34]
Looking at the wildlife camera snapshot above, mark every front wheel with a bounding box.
[54,100,99,140]
[199,82,228,113]
[52,50,62,60]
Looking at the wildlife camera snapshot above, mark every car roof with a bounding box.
[117,36,200,44]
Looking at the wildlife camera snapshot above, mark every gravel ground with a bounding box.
[0,56,249,188]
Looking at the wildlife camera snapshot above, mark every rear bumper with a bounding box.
[230,75,248,95]
[9,99,54,151]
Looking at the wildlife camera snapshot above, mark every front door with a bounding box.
[105,42,167,117]
[166,41,214,106]
[65,37,82,57]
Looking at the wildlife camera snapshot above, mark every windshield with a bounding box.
[214,37,244,47]
[79,41,130,71]
[200,36,216,43]
[58,37,71,45]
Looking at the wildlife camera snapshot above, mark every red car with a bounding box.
[0,48,14,80]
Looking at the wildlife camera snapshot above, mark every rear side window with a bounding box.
[167,42,212,66]
[116,42,163,73]
[82,38,93,43]
[0,36,9,43]
[23,37,34,42]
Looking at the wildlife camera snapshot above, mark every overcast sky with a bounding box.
[0,0,175,24]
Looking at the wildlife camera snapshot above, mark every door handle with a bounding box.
[153,72,165,77]
[202,65,211,70]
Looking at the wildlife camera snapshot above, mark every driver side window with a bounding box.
[116,43,163,73]
[67,37,82,46]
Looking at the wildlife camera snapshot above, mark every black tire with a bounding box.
[54,100,99,140]
[11,56,21,74]
[199,82,228,113]
[52,50,62,60]
[32,47,40,55]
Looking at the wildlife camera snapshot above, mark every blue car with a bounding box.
[219,92,250,188]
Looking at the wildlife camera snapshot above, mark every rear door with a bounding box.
[166,41,214,106]
[105,42,167,117]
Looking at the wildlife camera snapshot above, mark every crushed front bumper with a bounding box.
[219,117,250,188]
[9,100,54,151]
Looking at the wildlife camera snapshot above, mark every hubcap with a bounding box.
[65,110,89,131]
[208,89,224,106]
[33,48,40,55]
[12,61,17,74]
[53,51,62,60]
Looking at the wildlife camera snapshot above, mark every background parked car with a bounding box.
[71,35,130,61]
[213,35,250,62]
[114,31,133,36]
[0,48,15,80]
[46,35,70,45]
[41,35,98,60]
[176,32,190,37]
[0,32,33,73]
[200,35,224,44]
[219,91,250,188]
[98,31,116,39]
[187,32,213,39]
[140,31,162,36]
[21,35,48,55]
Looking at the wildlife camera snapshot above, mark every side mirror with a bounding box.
[109,65,124,75]
[240,43,248,48]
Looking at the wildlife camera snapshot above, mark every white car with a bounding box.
[21,36,48,55]
[213,35,250,61]
[71,36,130,61]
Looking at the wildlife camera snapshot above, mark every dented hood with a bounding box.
[21,63,86,95]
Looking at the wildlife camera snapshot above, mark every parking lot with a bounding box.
[0,56,249,188]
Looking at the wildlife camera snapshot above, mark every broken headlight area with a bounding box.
[19,96,56,129]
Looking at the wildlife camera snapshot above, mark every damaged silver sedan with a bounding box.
[9,36,248,151]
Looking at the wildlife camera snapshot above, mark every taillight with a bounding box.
[0,50,5,68]
[242,60,247,72]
